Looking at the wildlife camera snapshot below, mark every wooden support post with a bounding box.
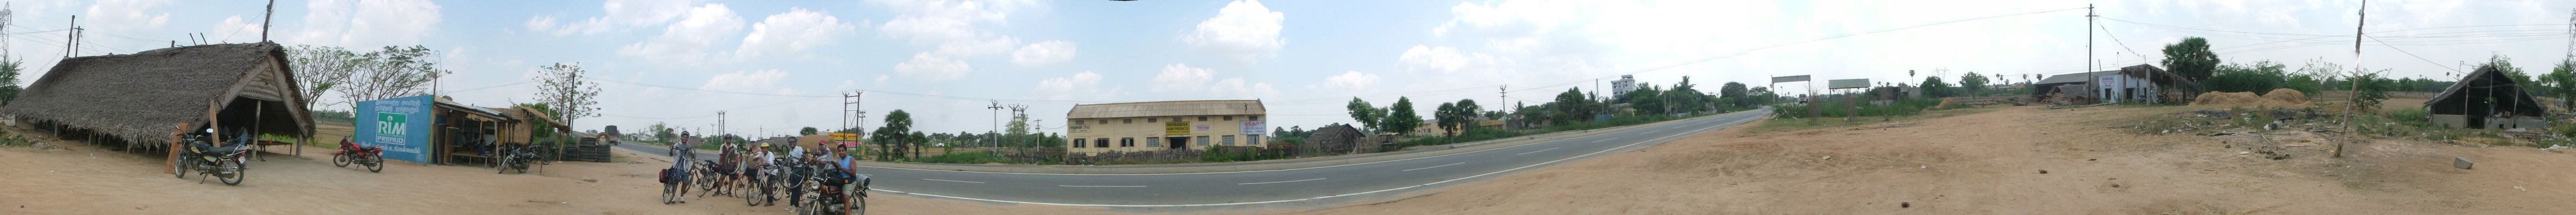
[165,123,185,174]
[252,103,263,161]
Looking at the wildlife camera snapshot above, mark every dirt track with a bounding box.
[8,105,2574,214]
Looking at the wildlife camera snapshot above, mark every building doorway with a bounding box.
[1166,137,1190,149]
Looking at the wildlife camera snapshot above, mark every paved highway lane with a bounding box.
[618,109,1769,210]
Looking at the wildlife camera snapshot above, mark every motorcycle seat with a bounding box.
[199,145,242,154]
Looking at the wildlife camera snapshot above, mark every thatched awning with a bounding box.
[2425,65,2546,117]
[0,42,309,145]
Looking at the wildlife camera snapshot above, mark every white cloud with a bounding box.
[737,8,859,59]
[1034,70,1121,101]
[1398,45,1511,74]
[894,53,971,80]
[874,75,892,86]
[617,3,744,67]
[289,0,443,47]
[1151,63,1215,92]
[871,0,1044,59]
[529,0,694,36]
[701,69,794,94]
[1320,70,1382,91]
[1010,40,1077,66]
[209,16,260,43]
[1183,0,1287,63]
[1150,63,1275,99]
[84,0,171,33]
[933,36,1021,57]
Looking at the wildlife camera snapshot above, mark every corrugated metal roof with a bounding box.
[1067,100,1265,119]
[2036,70,2122,85]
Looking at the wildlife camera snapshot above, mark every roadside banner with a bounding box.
[354,95,433,163]
[1770,75,1811,83]
[1239,120,1265,135]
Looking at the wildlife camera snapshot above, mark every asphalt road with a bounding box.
[617,109,1769,210]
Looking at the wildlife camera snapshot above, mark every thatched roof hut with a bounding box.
[1,42,309,148]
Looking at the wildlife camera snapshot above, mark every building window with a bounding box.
[1224,116,1233,120]
[1149,118,1157,123]
[1099,120,1108,124]
[1120,138,1133,147]
[1198,116,1208,121]
[1096,139,1109,148]
[1249,116,1259,120]
[1222,135,1235,146]
[1248,135,1262,145]
[1075,120,1086,125]
[1074,139,1087,148]
[1147,138,1160,147]
[1196,136,1210,147]
[1122,119,1131,124]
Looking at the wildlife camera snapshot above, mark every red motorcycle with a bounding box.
[332,138,386,173]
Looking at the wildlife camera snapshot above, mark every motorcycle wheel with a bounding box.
[218,160,244,185]
[497,155,513,174]
[173,157,189,179]
[851,196,865,215]
[366,155,385,173]
[798,180,823,215]
[332,153,352,167]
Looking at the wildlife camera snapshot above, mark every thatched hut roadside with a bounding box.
[0,42,313,168]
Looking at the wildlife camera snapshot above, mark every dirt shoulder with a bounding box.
[0,126,1115,214]
[1282,105,2576,214]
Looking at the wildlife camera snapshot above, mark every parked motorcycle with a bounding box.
[497,145,541,174]
[332,137,386,173]
[796,162,869,215]
[172,133,249,185]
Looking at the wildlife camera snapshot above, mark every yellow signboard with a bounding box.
[828,132,860,141]
[1165,121,1190,135]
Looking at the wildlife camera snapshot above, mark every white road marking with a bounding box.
[1516,147,1561,155]
[1058,185,1147,188]
[1238,178,1328,185]
[1590,139,1609,143]
[862,113,1769,207]
[922,178,985,183]
[1401,162,1467,171]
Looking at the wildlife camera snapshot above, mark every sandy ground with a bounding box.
[1282,105,2576,214]
[0,127,1113,214]
[9,105,2574,214]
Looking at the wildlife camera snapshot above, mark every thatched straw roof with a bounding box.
[2425,65,2545,117]
[0,42,309,145]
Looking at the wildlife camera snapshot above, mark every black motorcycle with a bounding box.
[497,145,542,174]
[796,161,869,215]
[172,133,249,185]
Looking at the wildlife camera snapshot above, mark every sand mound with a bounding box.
[2192,90,2311,108]
[2263,89,2309,104]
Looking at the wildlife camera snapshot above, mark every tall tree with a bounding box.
[535,63,602,128]
[1554,88,1591,124]
[1434,102,1460,137]
[0,56,21,106]
[1005,109,1032,147]
[1920,76,1955,98]
[800,127,819,135]
[1345,97,1385,132]
[648,122,673,141]
[1959,71,1989,96]
[872,110,914,161]
[1384,97,1423,135]
[2545,59,2576,109]
[284,45,359,116]
[336,46,450,111]
[2161,37,2221,82]
[2487,54,2533,87]
[1718,82,1749,107]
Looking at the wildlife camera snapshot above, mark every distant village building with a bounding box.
[1611,75,1639,98]
[2425,65,2548,130]
[2030,64,2198,104]
[1064,100,1268,156]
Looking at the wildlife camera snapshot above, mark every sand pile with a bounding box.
[2263,89,2309,104]
[2191,89,2312,108]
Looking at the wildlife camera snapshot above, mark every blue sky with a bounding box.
[4,0,2571,137]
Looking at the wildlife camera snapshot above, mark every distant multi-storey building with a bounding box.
[1610,75,1639,98]
[1063,100,1268,156]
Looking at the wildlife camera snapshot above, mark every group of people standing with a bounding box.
[665,131,866,210]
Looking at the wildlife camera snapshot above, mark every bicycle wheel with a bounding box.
[744,177,764,206]
[663,183,677,204]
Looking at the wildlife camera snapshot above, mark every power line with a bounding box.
[2365,35,2459,73]
[1510,6,2091,94]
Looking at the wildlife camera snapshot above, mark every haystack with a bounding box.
[2262,89,2309,104]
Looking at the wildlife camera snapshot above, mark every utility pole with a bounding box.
[2084,4,2096,104]
[262,0,274,42]
[843,91,865,137]
[987,100,1003,150]
[62,15,74,58]
[2337,0,2367,159]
